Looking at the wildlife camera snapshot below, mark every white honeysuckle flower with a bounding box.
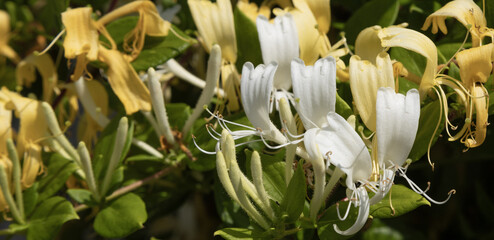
[376,88,420,168]
[304,112,372,235]
[291,56,336,129]
[256,13,299,90]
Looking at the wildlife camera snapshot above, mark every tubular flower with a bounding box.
[354,26,386,64]
[422,0,486,47]
[291,56,336,129]
[0,92,12,154]
[21,142,43,189]
[188,0,241,111]
[61,7,99,62]
[0,10,20,64]
[349,52,395,132]
[16,54,58,102]
[236,0,272,22]
[98,46,151,114]
[0,155,13,212]
[452,44,492,148]
[256,13,299,90]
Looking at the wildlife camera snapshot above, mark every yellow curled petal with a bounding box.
[464,85,488,148]
[98,46,151,114]
[456,43,493,88]
[16,54,58,101]
[422,0,486,46]
[355,26,386,64]
[221,62,241,111]
[378,26,437,100]
[0,155,13,212]
[349,52,395,131]
[61,7,99,61]
[21,142,43,189]
[1,88,49,155]
[0,10,20,63]
[188,0,237,63]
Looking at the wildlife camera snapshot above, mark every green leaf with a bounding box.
[67,189,93,205]
[39,0,68,32]
[369,184,430,218]
[362,219,403,240]
[94,193,147,238]
[37,153,78,202]
[214,228,265,240]
[409,99,444,161]
[281,161,306,222]
[344,0,399,45]
[317,202,358,240]
[27,197,79,240]
[103,16,193,72]
[165,103,191,131]
[437,43,464,64]
[335,93,353,119]
[234,7,263,71]
[485,0,494,28]
[397,77,419,95]
[390,47,427,78]
[23,183,39,217]
[213,175,251,227]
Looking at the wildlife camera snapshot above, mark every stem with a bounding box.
[6,139,24,218]
[75,165,175,212]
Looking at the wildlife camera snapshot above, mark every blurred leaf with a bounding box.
[397,77,419,95]
[166,103,191,131]
[345,0,399,45]
[67,189,93,205]
[437,43,463,64]
[213,174,251,227]
[39,0,69,32]
[409,99,444,161]
[362,219,403,240]
[487,0,494,27]
[281,161,306,222]
[94,193,147,238]
[37,153,78,202]
[234,7,263,71]
[103,16,193,71]
[27,197,79,240]
[369,184,430,218]
[214,227,265,239]
[335,93,353,119]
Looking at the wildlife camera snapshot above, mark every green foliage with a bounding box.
[281,161,307,223]
[39,0,69,32]
[234,6,263,71]
[317,202,357,240]
[27,197,79,240]
[214,227,266,240]
[369,185,430,218]
[67,189,94,205]
[37,153,78,202]
[345,0,399,45]
[93,193,148,238]
[390,47,427,78]
[409,99,444,161]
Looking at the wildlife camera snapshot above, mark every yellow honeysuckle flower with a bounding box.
[21,142,43,189]
[189,0,241,111]
[456,43,493,87]
[0,155,13,212]
[16,54,58,102]
[98,46,151,114]
[61,7,100,62]
[349,52,395,132]
[0,10,20,64]
[377,26,438,100]
[354,26,386,64]
[422,0,486,47]
[237,0,271,23]
[305,0,331,35]
[0,93,12,155]
[462,84,488,148]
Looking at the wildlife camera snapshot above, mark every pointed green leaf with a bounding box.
[234,7,263,71]
[281,161,306,222]
[67,189,94,205]
[94,193,147,238]
[214,228,265,240]
[37,153,78,202]
[370,184,430,218]
[409,99,444,161]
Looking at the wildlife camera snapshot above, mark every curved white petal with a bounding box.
[368,169,395,205]
[307,112,371,188]
[292,56,336,129]
[240,62,277,133]
[334,187,370,236]
[376,88,420,167]
[257,13,299,90]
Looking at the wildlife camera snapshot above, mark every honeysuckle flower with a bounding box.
[256,13,299,90]
[61,7,100,63]
[0,93,12,155]
[422,0,486,47]
[0,10,20,64]
[304,112,372,235]
[305,0,331,35]
[21,142,42,189]
[0,155,13,212]
[349,52,395,132]
[291,56,336,129]
[98,46,152,114]
[188,0,241,111]
[236,0,271,22]
[354,26,386,65]
[16,54,58,102]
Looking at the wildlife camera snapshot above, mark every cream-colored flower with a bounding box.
[422,0,486,47]
[61,7,100,62]
[16,54,58,101]
[305,0,331,34]
[98,46,151,115]
[349,52,395,131]
[21,142,43,188]
[0,92,12,155]
[0,10,20,64]
[354,26,385,64]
